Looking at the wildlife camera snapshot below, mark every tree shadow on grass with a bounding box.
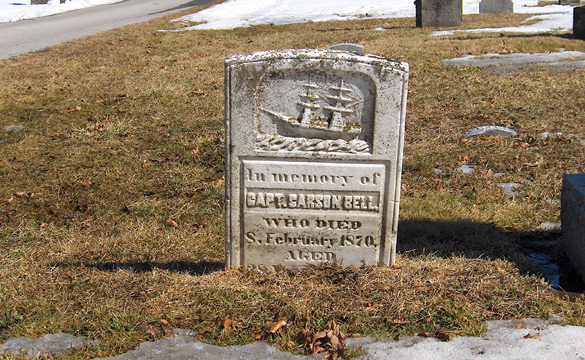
[397,219,584,292]
[52,260,224,276]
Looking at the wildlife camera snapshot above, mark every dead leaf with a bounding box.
[66,106,81,113]
[268,320,287,333]
[312,330,328,343]
[524,333,540,339]
[78,180,92,187]
[164,217,179,228]
[437,328,450,342]
[223,318,233,331]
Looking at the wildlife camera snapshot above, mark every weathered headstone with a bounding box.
[479,0,513,14]
[225,49,408,269]
[575,6,585,40]
[560,0,581,5]
[561,174,585,283]
[415,0,462,28]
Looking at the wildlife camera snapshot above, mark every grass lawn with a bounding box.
[0,6,584,359]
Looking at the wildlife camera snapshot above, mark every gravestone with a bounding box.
[479,0,513,14]
[224,49,409,270]
[559,0,580,5]
[561,174,585,283]
[575,6,585,40]
[415,0,462,27]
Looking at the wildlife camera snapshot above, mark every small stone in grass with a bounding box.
[464,125,517,138]
[498,182,522,197]
[4,125,24,132]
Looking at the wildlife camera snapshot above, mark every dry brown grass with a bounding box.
[0,8,584,359]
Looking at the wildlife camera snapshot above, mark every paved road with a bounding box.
[0,0,215,60]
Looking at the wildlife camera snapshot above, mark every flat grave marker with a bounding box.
[224,49,409,270]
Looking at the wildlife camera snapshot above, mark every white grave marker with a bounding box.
[225,49,408,270]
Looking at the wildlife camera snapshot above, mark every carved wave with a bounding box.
[256,133,370,154]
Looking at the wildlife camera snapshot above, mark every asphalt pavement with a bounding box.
[0,0,215,60]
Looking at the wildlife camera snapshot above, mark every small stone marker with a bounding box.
[330,43,365,54]
[463,125,517,138]
[575,6,585,40]
[561,174,585,283]
[225,49,409,269]
[415,0,462,28]
[480,0,513,14]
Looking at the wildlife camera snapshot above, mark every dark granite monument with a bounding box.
[415,0,462,27]
[575,6,585,40]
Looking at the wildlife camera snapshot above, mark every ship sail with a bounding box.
[325,79,355,131]
[298,83,320,127]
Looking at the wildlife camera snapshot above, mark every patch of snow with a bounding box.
[0,0,123,23]
[537,222,561,231]
[172,0,547,31]
[498,182,522,197]
[456,165,475,174]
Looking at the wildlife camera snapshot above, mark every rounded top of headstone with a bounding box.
[225,49,408,73]
[330,43,365,54]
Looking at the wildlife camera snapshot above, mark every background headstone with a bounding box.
[575,6,585,40]
[480,0,513,14]
[225,49,409,269]
[415,0,462,27]
[560,0,580,5]
[561,174,585,284]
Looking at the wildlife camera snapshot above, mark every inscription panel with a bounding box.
[241,160,386,268]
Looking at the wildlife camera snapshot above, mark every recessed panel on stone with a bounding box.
[225,49,409,269]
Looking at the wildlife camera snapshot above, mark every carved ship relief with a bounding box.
[260,80,363,142]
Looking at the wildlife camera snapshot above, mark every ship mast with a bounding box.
[324,79,354,131]
[298,83,320,127]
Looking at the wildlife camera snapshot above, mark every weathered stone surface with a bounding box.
[225,49,408,269]
[562,174,585,283]
[94,337,309,360]
[561,0,581,5]
[480,0,513,14]
[0,333,89,357]
[464,125,517,138]
[330,43,364,54]
[575,6,585,40]
[415,0,462,28]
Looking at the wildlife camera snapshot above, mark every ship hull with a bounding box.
[273,117,360,142]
